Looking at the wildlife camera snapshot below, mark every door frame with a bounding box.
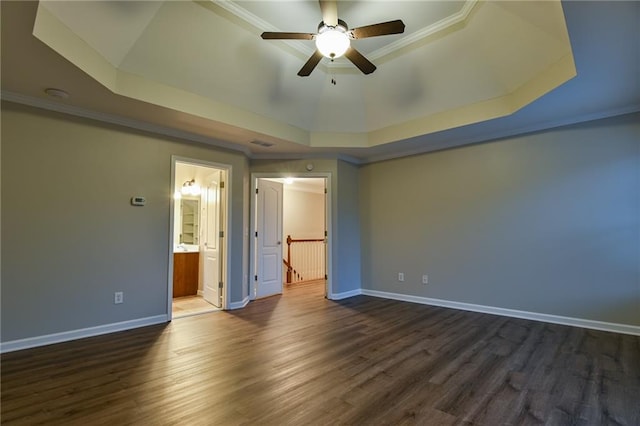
[168,156,232,319]
[250,172,333,300]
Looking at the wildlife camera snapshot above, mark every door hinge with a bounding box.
[324,230,327,237]
[254,275,258,281]
[255,231,258,238]
[324,188,327,194]
[255,188,259,194]
[325,274,328,280]
[219,281,223,289]
[219,231,224,238]
[220,181,225,189]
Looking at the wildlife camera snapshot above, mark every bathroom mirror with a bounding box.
[180,197,200,244]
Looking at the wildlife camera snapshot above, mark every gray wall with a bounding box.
[360,113,640,326]
[249,159,362,295]
[3,99,637,345]
[1,102,249,342]
[336,160,361,294]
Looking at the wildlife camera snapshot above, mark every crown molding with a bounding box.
[0,90,252,157]
[367,0,478,62]
[218,0,478,73]
[212,0,315,58]
[249,150,363,165]
[362,104,640,164]
[4,90,635,166]
[1,90,363,164]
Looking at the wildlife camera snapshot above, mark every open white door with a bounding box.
[202,170,221,307]
[256,179,283,298]
[323,179,328,297]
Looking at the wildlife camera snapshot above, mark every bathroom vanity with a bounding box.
[173,246,199,297]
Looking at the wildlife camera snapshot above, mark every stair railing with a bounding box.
[284,235,325,284]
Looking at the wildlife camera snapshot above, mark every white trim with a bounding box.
[250,173,333,302]
[168,160,177,320]
[218,0,478,69]
[361,289,640,336]
[250,152,363,165]
[329,288,363,300]
[1,90,251,156]
[363,105,640,164]
[0,315,168,354]
[169,157,233,315]
[366,0,478,62]
[213,0,313,58]
[5,90,636,167]
[228,296,250,310]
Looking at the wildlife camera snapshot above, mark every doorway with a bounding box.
[251,174,332,300]
[169,158,230,319]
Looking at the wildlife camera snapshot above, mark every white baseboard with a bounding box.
[329,288,363,300]
[361,289,640,336]
[228,296,250,310]
[0,315,168,354]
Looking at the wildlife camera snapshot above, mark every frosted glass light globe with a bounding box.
[315,28,350,59]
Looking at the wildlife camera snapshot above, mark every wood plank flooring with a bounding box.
[2,281,639,425]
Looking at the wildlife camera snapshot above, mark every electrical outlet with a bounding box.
[398,272,405,282]
[422,275,429,284]
[114,291,124,304]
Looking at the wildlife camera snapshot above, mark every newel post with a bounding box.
[286,235,292,283]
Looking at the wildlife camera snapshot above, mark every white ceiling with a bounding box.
[1,1,639,163]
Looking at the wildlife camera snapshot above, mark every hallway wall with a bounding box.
[283,185,324,240]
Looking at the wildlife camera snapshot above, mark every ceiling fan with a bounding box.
[261,0,405,77]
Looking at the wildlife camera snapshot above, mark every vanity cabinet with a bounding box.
[173,252,199,297]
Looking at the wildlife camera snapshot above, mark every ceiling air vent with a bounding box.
[250,140,275,148]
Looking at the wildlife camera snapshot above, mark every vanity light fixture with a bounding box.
[181,179,201,196]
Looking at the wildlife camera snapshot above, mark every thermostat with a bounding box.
[131,196,146,206]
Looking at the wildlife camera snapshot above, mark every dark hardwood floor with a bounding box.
[2,280,639,425]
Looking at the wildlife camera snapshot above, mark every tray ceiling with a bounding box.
[0,0,640,163]
[31,0,575,150]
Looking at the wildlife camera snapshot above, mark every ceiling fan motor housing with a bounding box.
[317,19,349,33]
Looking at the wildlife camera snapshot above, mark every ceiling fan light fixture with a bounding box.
[315,26,350,59]
[261,2,404,76]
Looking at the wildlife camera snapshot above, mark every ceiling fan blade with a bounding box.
[319,0,338,27]
[350,20,405,39]
[344,47,376,75]
[298,50,324,77]
[261,32,315,40]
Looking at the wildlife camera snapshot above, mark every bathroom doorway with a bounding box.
[169,158,230,319]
